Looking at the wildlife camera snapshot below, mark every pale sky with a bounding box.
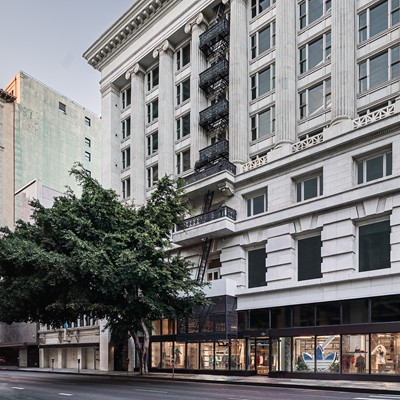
[0,0,134,115]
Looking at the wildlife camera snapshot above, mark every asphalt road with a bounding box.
[0,371,399,400]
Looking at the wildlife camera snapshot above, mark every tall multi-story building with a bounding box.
[0,72,104,369]
[85,0,400,380]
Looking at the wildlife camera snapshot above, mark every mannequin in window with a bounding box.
[355,354,366,373]
[371,344,386,372]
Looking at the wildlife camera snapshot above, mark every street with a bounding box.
[0,371,399,400]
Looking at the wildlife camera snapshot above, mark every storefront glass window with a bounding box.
[342,334,369,374]
[342,299,369,324]
[271,307,291,328]
[276,337,291,372]
[293,304,315,326]
[371,295,400,323]
[161,342,173,368]
[316,302,340,326]
[151,342,161,368]
[174,342,185,368]
[215,341,229,370]
[293,336,314,372]
[255,339,269,374]
[161,319,175,335]
[371,333,400,374]
[231,339,245,371]
[200,342,214,370]
[187,343,199,369]
[152,320,161,335]
[316,335,340,373]
[249,308,269,330]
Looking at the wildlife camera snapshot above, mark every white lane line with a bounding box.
[353,398,400,400]
[58,393,73,397]
[11,387,24,390]
[370,397,400,399]
[133,388,169,394]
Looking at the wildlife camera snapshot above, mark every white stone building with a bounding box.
[84,0,400,379]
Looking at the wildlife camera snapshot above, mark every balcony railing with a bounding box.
[178,206,237,231]
[195,140,229,170]
[292,133,324,153]
[199,99,229,131]
[185,158,236,185]
[199,59,229,95]
[199,18,230,57]
[353,104,396,130]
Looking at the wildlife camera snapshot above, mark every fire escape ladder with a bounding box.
[202,190,214,214]
[196,237,213,283]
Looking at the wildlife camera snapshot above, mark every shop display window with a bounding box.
[200,342,214,370]
[316,335,340,373]
[371,295,400,323]
[187,343,199,369]
[215,341,229,370]
[251,339,269,374]
[276,337,291,372]
[151,342,161,368]
[249,308,269,330]
[316,302,340,326]
[342,299,369,324]
[174,342,185,368]
[371,333,400,374]
[231,339,245,371]
[293,304,314,327]
[161,319,175,335]
[293,336,314,372]
[152,320,161,335]
[161,342,174,368]
[342,334,369,374]
[271,307,291,329]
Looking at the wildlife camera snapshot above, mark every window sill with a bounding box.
[249,90,275,106]
[357,77,400,99]
[249,4,276,26]
[297,11,331,35]
[175,134,190,144]
[357,23,400,50]
[249,47,275,65]
[297,61,331,82]
[298,107,331,124]
[175,98,190,111]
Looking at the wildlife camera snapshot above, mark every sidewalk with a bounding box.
[12,367,400,395]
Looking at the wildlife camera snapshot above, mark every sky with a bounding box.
[1,0,135,115]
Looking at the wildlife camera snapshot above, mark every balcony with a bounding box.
[174,206,236,245]
[199,99,229,132]
[185,158,236,185]
[195,140,229,171]
[199,18,230,57]
[199,58,229,95]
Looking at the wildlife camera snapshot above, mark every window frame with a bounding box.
[356,148,392,185]
[299,78,331,119]
[176,113,191,140]
[250,105,275,141]
[176,148,191,175]
[299,31,331,74]
[248,247,267,288]
[147,164,159,188]
[299,0,331,30]
[122,177,131,199]
[147,65,159,92]
[297,234,322,281]
[295,172,323,202]
[176,78,191,106]
[84,151,91,162]
[121,116,131,140]
[176,42,190,71]
[247,189,268,217]
[250,63,275,100]
[59,102,66,114]
[146,99,159,124]
[146,130,158,156]
[121,86,131,109]
[250,21,276,59]
[84,116,91,127]
[121,147,131,170]
[84,137,91,147]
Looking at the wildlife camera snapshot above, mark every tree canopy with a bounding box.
[0,166,206,373]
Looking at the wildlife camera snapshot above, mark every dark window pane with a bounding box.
[303,176,318,200]
[271,307,291,329]
[182,114,190,136]
[247,199,252,217]
[342,299,369,324]
[258,68,270,96]
[249,308,269,330]
[238,311,248,330]
[182,44,190,66]
[296,182,302,202]
[293,304,315,327]
[386,152,392,176]
[370,1,388,37]
[359,220,391,272]
[371,295,400,323]
[370,52,388,88]
[248,248,266,288]
[298,235,322,281]
[366,155,384,181]
[357,161,364,184]
[309,0,324,24]
[308,37,323,70]
[253,194,265,215]
[259,26,271,54]
[316,302,340,326]
[308,83,323,115]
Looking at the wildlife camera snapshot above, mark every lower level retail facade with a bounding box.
[149,293,400,380]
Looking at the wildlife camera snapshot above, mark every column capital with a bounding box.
[184,13,208,33]
[125,63,145,80]
[100,82,119,97]
[152,40,174,59]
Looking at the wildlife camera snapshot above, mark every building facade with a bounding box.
[0,72,105,369]
[84,0,400,380]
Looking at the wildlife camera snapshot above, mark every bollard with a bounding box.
[78,358,80,373]
[51,358,54,371]
[126,358,129,375]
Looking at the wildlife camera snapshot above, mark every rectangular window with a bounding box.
[147,164,159,188]
[251,63,275,100]
[298,235,322,281]
[122,178,131,199]
[122,148,131,169]
[359,220,390,272]
[176,78,190,105]
[121,117,131,139]
[147,131,158,156]
[176,149,191,175]
[176,113,190,140]
[296,173,323,202]
[59,102,66,114]
[176,43,190,70]
[84,151,91,162]
[247,189,268,217]
[84,116,91,126]
[251,106,275,141]
[248,248,266,288]
[299,0,331,29]
[251,0,275,18]
[250,21,276,59]
[358,0,399,43]
[147,99,159,123]
[121,87,131,109]
[299,32,331,74]
[84,137,91,147]
[357,150,392,184]
[299,78,331,119]
[147,66,159,91]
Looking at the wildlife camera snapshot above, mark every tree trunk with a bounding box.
[130,319,150,375]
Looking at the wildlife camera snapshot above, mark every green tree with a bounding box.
[0,166,206,374]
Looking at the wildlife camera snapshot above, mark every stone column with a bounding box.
[128,336,135,372]
[185,13,208,169]
[275,0,297,146]
[331,0,356,122]
[228,0,249,165]
[99,319,112,371]
[100,83,121,191]
[153,40,175,178]
[39,348,45,368]
[126,64,146,206]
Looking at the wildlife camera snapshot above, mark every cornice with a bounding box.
[0,89,16,103]
[83,0,172,70]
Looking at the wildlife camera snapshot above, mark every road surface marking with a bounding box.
[133,388,169,394]
[11,387,24,390]
[58,393,73,396]
[354,398,400,400]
